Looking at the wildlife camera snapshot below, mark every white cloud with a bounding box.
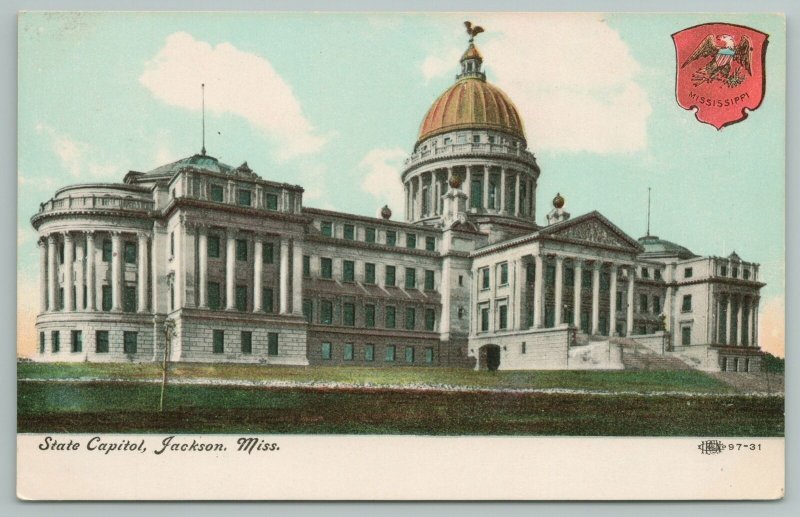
[359,147,407,219]
[35,123,119,179]
[421,14,651,154]
[139,32,328,161]
[421,48,462,83]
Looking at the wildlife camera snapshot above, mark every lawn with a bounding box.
[17,381,784,436]
[17,362,736,394]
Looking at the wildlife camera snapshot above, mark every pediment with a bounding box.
[542,212,642,251]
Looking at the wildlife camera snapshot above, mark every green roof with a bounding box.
[143,153,234,177]
[637,235,697,259]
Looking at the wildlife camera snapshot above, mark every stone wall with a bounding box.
[469,326,571,370]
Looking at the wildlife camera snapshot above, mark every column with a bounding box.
[533,254,544,328]
[514,172,521,217]
[736,295,744,346]
[225,229,236,310]
[253,235,263,312]
[85,232,96,311]
[111,232,122,311]
[198,227,208,308]
[75,236,85,311]
[279,237,290,314]
[664,285,673,333]
[513,258,524,330]
[751,297,759,347]
[404,184,410,220]
[626,266,635,336]
[609,264,618,336]
[573,259,582,329]
[464,167,472,207]
[554,255,564,326]
[483,167,490,210]
[499,168,506,213]
[292,239,303,315]
[447,167,453,189]
[137,232,149,313]
[416,176,424,220]
[38,238,47,313]
[47,235,57,311]
[591,261,601,334]
[725,294,733,345]
[63,233,74,311]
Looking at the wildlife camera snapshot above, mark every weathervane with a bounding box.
[464,21,484,43]
[201,83,206,156]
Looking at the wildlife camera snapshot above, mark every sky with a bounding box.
[17,12,786,357]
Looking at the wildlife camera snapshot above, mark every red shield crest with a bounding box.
[673,23,768,129]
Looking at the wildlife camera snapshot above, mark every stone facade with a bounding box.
[29,33,765,372]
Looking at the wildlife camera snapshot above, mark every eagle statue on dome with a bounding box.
[681,34,753,87]
[464,21,484,42]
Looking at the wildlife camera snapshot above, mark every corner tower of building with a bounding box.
[401,25,541,237]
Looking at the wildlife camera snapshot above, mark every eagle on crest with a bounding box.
[682,34,753,87]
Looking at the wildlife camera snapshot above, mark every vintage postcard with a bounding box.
[16,12,785,500]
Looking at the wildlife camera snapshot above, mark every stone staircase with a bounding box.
[612,337,693,371]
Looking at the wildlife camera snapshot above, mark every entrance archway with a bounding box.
[478,344,501,371]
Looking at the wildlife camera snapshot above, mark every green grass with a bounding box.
[17,362,735,394]
[17,381,784,436]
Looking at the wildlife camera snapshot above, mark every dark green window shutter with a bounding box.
[241,331,252,354]
[405,307,416,330]
[236,239,248,261]
[102,286,112,311]
[424,270,434,290]
[385,265,396,286]
[365,228,376,243]
[406,233,416,248]
[385,306,396,328]
[425,308,435,331]
[321,301,333,324]
[500,263,508,285]
[303,255,310,276]
[210,184,224,202]
[405,268,416,289]
[343,303,355,326]
[321,342,331,360]
[425,236,435,251]
[238,189,252,206]
[343,260,355,282]
[365,263,376,284]
[102,240,112,262]
[365,304,375,328]
[71,330,82,353]
[321,221,333,237]
[213,330,224,354]
[321,258,332,279]
[385,345,396,361]
[425,347,433,363]
[365,344,374,361]
[208,282,221,310]
[405,347,414,363]
[124,242,137,264]
[123,285,136,312]
[96,331,109,353]
[343,224,355,240]
[123,331,137,354]
[39,332,45,354]
[499,305,508,329]
[208,236,220,258]
[266,193,278,210]
[386,231,396,246]
[302,299,313,323]
[263,242,274,264]
[344,343,354,361]
[268,333,279,356]
[262,288,274,313]
[236,285,248,311]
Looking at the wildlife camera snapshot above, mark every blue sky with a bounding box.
[17,12,785,355]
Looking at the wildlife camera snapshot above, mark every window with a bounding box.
[641,267,650,279]
[365,304,376,328]
[682,326,691,346]
[720,265,728,276]
[425,236,435,251]
[481,268,490,289]
[124,242,137,264]
[210,184,224,202]
[365,227,376,243]
[682,295,692,312]
[262,288,274,313]
[208,282,221,310]
[565,267,574,285]
[58,288,64,311]
[236,239,248,261]
[744,269,751,280]
[582,269,592,288]
[321,221,333,237]
[600,272,610,291]
[343,224,355,240]
[385,265,396,287]
[444,137,452,145]
[262,242,274,264]
[684,267,693,278]
[303,255,311,277]
[344,343,354,361]
[406,233,417,249]
[343,303,356,326]
[265,193,278,210]
[425,308,436,331]
[732,267,739,279]
[365,344,375,361]
[499,262,509,285]
[385,345,396,362]
[481,307,490,332]
[405,307,416,330]
[241,331,252,354]
[365,263,376,284]
[71,330,82,353]
[321,258,333,279]
[385,306,396,328]
[268,333,279,356]
[208,236,220,258]
[640,294,649,313]
[213,330,224,354]
[302,299,313,323]
[405,347,415,363]
[170,232,174,257]
[458,307,465,319]
[39,332,45,354]
[102,285,112,312]
[102,239,112,262]
[122,330,138,354]
[238,189,252,206]
[653,296,661,314]
[546,265,556,285]
[343,260,355,282]
[123,286,136,312]
[425,347,434,364]
[459,275,464,287]
[655,269,662,281]
[499,305,508,330]
[386,230,397,246]
[616,291,624,309]
[405,268,416,289]
[95,330,108,353]
[470,180,482,209]
[321,342,332,360]
[234,286,247,311]
[424,270,435,290]
[321,300,333,324]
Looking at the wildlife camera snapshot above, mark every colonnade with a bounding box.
[715,293,759,347]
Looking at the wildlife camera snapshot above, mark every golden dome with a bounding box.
[417,76,526,144]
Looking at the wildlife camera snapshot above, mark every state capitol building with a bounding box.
[30,31,766,372]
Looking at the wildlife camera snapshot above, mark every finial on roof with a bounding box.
[464,21,484,43]
[553,192,565,209]
[380,205,392,220]
[201,83,207,156]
